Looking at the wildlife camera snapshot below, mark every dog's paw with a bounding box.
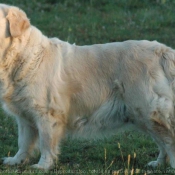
[3,157,21,165]
[2,157,28,165]
[31,164,43,169]
[31,164,49,171]
[31,156,54,170]
[147,160,161,168]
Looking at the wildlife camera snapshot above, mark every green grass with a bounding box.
[1,0,175,174]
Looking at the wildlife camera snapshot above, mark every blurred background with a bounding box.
[2,0,175,46]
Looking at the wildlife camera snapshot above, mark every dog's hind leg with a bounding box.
[148,123,175,168]
[124,89,174,167]
[31,113,65,170]
[147,97,175,168]
[132,93,174,168]
[147,136,167,167]
[3,116,38,165]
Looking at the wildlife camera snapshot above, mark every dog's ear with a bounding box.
[6,7,30,38]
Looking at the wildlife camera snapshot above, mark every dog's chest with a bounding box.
[2,89,34,119]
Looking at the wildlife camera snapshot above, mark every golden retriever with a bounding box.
[0,3,175,170]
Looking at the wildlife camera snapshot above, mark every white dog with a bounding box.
[0,3,175,170]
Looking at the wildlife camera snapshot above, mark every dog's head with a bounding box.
[0,4,30,38]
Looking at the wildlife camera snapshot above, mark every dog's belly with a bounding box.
[68,115,135,139]
[67,96,135,139]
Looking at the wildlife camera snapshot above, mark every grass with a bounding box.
[0,0,175,174]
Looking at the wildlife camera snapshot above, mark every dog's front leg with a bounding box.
[3,116,38,165]
[31,114,65,170]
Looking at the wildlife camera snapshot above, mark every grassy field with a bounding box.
[0,0,175,174]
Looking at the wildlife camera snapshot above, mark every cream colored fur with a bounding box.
[0,3,175,170]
